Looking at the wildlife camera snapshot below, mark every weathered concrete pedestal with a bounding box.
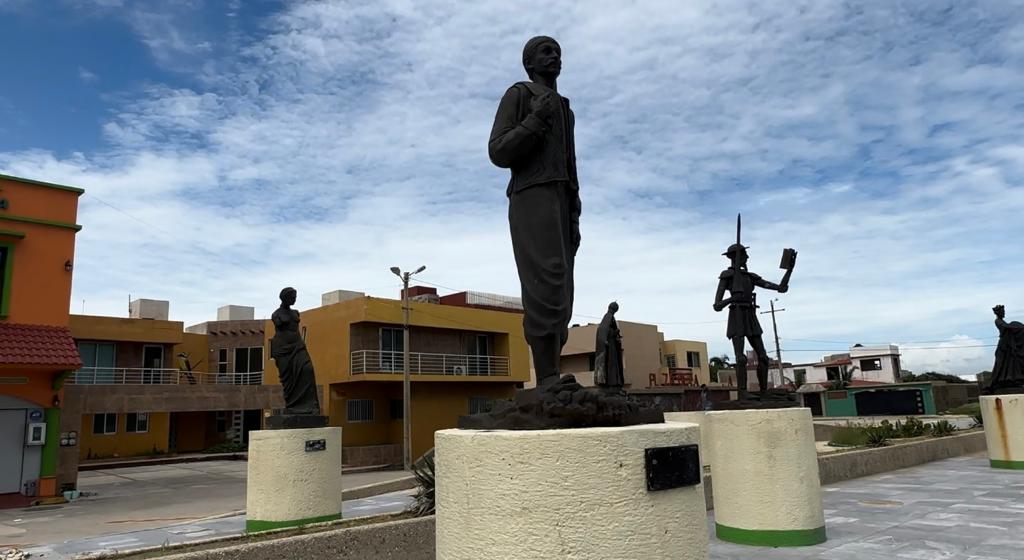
[665,411,710,469]
[707,408,826,547]
[436,424,708,560]
[980,394,1024,470]
[245,427,343,533]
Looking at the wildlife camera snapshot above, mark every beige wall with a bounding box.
[661,340,711,385]
[559,321,665,389]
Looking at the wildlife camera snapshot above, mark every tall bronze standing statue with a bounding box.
[713,216,796,399]
[594,302,625,389]
[489,36,580,388]
[986,305,1024,394]
[271,287,322,416]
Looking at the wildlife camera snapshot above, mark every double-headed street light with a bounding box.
[391,264,426,471]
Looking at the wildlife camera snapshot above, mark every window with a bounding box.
[77,342,116,384]
[860,359,882,372]
[216,411,228,433]
[234,347,264,373]
[126,413,149,433]
[794,368,807,385]
[0,245,10,316]
[390,399,404,420]
[347,399,375,422]
[665,354,678,368]
[469,334,490,374]
[93,413,117,435]
[826,366,842,381]
[686,351,701,369]
[380,328,404,371]
[217,348,228,374]
[469,397,494,415]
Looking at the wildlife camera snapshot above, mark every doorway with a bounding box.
[804,393,824,416]
[0,409,26,493]
[142,345,164,384]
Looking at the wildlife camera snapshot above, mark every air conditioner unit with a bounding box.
[451,365,466,375]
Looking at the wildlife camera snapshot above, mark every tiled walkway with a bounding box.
[710,454,1024,559]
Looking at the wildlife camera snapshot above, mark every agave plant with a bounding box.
[930,420,958,437]
[408,448,436,517]
[863,426,891,448]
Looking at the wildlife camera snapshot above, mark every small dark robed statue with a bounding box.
[986,305,1024,394]
[713,215,796,399]
[271,287,321,415]
[594,302,625,389]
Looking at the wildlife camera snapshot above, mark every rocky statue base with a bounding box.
[457,374,664,430]
[715,389,799,411]
[266,414,328,429]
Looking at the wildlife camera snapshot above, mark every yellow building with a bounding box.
[264,289,530,462]
[63,302,282,481]
[660,339,711,386]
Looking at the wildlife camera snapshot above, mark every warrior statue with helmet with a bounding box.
[713,215,797,399]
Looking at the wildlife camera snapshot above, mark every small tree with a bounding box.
[709,355,731,383]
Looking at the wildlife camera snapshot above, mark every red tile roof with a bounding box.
[0,323,82,368]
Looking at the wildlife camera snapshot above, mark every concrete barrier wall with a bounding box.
[152,517,435,560]
[817,430,986,484]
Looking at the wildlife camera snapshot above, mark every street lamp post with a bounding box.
[391,264,425,471]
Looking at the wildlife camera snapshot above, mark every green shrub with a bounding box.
[930,420,958,437]
[863,426,891,447]
[877,419,899,439]
[946,402,981,417]
[202,442,247,454]
[898,417,927,438]
[828,425,868,447]
[408,448,435,517]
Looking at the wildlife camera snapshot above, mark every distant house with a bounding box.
[784,344,902,386]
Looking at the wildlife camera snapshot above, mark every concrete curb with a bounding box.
[342,475,416,501]
[816,430,986,485]
[79,453,248,471]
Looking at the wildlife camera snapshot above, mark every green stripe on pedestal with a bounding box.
[990,459,1024,470]
[245,513,342,533]
[716,523,827,547]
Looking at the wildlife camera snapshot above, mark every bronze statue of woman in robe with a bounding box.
[271,287,321,414]
[987,305,1024,394]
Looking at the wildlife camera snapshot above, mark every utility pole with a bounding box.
[760,300,785,388]
[391,265,425,471]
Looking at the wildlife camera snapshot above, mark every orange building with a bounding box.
[0,173,83,503]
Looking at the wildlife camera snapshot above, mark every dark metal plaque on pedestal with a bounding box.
[645,445,700,491]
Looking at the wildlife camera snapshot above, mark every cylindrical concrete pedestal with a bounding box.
[436,424,708,560]
[246,427,343,532]
[706,408,826,547]
[980,394,1024,470]
[665,412,710,470]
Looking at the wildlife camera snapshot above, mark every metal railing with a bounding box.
[350,350,510,376]
[67,367,264,386]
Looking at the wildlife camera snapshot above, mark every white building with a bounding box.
[784,344,902,385]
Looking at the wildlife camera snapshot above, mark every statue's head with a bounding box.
[723,243,748,267]
[523,36,561,80]
[995,304,1006,318]
[279,287,297,306]
[608,301,619,314]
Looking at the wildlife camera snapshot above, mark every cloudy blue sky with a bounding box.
[2,0,1022,375]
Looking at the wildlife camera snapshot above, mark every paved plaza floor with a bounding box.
[0,461,411,557]
[710,453,1024,559]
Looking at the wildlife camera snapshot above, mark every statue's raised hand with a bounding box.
[994,305,1006,319]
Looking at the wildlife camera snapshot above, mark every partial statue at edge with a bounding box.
[489,35,581,389]
[271,287,322,418]
[986,305,1024,394]
[594,302,625,390]
[713,215,796,400]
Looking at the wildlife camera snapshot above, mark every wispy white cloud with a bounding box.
[77,66,99,83]
[3,0,1024,375]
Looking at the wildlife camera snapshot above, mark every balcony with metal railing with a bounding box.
[350,350,510,377]
[66,367,264,386]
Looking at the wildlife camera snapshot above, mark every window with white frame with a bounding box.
[665,354,678,368]
[93,413,117,435]
[686,351,701,368]
[126,412,149,433]
[347,399,375,422]
[234,347,264,373]
[217,348,229,374]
